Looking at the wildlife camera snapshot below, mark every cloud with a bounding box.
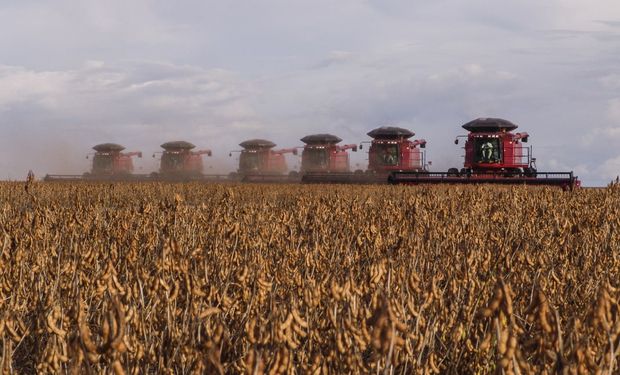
[596,155,620,181]
[0,66,71,109]
[597,20,620,28]
[0,61,258,124]
[426,64,516,88]
[609,98,620,122]
[312,51,354,69]
[599,74,620,89]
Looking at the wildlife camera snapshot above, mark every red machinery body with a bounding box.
[366,126,427,173]
[44,143,143,181]
[91,152,139,176]
[460,123,530,174]
[302,127,427,184]
[389,118,580,189]
[232,139,299,182]
[300,134,357,173]
[154,141,212,181]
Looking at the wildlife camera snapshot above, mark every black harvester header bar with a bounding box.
[388,170,580,189]
[301,172,386,184]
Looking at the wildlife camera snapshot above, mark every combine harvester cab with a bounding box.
[388,118,580,189]
[151,141,213,181]
[230,139,299,183]
[44,143,143,181]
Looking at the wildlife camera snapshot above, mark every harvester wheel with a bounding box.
[354,169,364,175]
[289,171,299,178]
[447,168,460,177]
[524,167,537,178]
[504,168,522,178]
[460,168,471,177]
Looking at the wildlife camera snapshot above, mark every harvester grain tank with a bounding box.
[388,118,580,189]
[44,143,143,181]
[151,141,212,181]
[230,139,298,182]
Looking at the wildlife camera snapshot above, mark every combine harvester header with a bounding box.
[388,118,580,189]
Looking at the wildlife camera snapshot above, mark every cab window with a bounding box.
[474,138,501,163]
[374,144,399,166]
[162,152,184,170]
[240,152,260,171]
[93,154,114,172]
[305,148,328,168]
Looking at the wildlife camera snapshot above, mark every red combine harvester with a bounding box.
[366,126,427,174]
[151,141,214,181]
[389,118,580,189]
[302,126,427,183]
[44,143,143,181]
[229,139,298,182]
[298,133,358,183]
[300,134,357,173]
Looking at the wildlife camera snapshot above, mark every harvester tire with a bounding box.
[447,168,460,177]
[524,167,537,178]
[504,169,516,178]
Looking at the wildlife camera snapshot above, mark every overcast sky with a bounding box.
[1,0,619,185]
